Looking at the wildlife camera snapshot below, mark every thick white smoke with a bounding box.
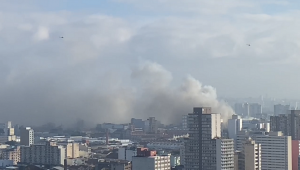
[130,61,234,124]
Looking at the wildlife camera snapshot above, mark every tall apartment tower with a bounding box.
[249,103,262,117]
[244,139,261,170]
[274,104,290,115]
[185,107,234,170]
[20,127,34,146]
[270,110,300,140]
[255,131,292,170]
[144,117,158,134]
[228,115,243,149]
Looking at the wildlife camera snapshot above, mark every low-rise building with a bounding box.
[132,148,171,170]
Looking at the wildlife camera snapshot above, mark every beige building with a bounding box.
[244,139,261,170]
[66,142,79,158]
[3,146,21,165]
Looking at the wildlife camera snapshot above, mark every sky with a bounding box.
[0,0,300,126]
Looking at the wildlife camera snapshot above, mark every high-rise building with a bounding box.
[132,148,170,170]
[270,110,300,140]
[215,138,235,170]
[255,131,292,170]
[144,117,158,134]
[243,103,250,117]
[249,103,262,117]
[131,118,144,129]
[20,127,34,146]
[184,107,234,170]
[20,141,65,166]
[65,142,79,158]
[292,140,300,170]
[182,115,188,130]
[274,104,290,115]
[234,103,251,117]
[244,139,261,170]
[235,103,244,115]
[228,115,242,149]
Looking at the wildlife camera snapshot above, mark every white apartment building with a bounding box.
[132,154,171,170]
[20,141,65,165]
[20,127,34,146]
[215,138,235,170]
[255,131,292,170]
[244,139,261,170]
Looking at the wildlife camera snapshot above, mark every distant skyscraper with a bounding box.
[228,115,242,150]
[270,110,300,140]
[235,103,244,115]
[131,118,144,129]
[243,103,250,117]
[144,117,158,134]
[249,103,262,117]
[20,127,34,146]
[184,107,234,170]
[274,104,290,115]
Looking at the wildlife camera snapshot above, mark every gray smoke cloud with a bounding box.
[130,61,234,124]
[0,59,233,127]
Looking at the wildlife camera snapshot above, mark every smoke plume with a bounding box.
[130,61,234,124]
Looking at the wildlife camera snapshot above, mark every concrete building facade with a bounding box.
[20,127,34,146]
[20,141,65,166]
[255,131,292,170]
[132,148,170,170]
[244,139,261,170]
[118,146,137,161]
[228,115,242,149]
[184,107,234,170]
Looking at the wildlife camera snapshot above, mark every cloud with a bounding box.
[1,0,300,126]
[34,26,49,41]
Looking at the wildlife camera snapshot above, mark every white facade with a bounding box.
[118,147,137,161]
[132,155,171,170]
[20,127,34,146]
[215,139,235,170]
[255,132,292,170]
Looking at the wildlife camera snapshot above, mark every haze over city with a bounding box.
[1,0,300,126]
